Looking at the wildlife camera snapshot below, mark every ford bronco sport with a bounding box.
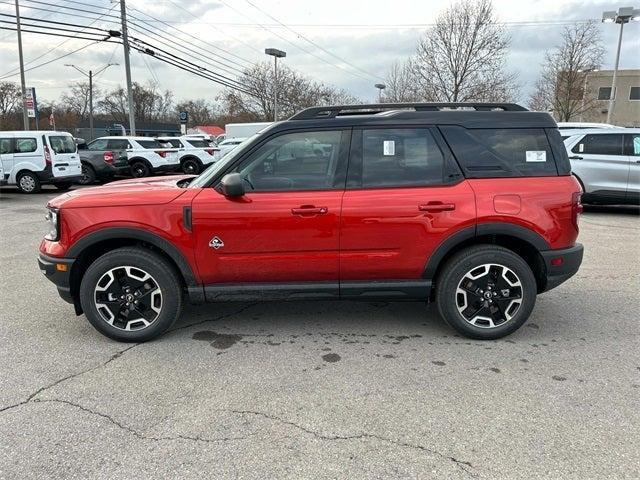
[38,103,584,342]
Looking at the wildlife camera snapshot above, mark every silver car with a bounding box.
[563,128,640,205]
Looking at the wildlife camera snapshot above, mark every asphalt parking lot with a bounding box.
[1,185,639,479]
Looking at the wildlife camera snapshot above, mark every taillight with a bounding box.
[572,192,583,231]
[103,151,114,164]
[205,148,217,156]
[44,145,52,165]
[155,150,168,158]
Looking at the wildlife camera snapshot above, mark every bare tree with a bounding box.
[0,81,22,129]
[219,62,360,121]
[98,81,174,123]
[175,99,216,125]
[60,82,100,119]
[394,0,518,103]
[384,61,424,103]
[529,21,604,121]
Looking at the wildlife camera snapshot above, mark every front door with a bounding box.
[0,137,13,179]
[625,133,640,202]
[192,129,350,289]
[339,127,476,293]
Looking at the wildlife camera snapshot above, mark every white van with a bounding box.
[0,131,82,193]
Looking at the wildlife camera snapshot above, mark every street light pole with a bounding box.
[265,48,286,121]
[65,63,117,141]
[602,7,639,124]
[15,0,29,130]
[120,0,136,135]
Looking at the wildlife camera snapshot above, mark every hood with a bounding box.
[49,175,195,209]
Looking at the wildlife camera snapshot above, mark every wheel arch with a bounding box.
[67,228,202,312]
[424,223,550,296]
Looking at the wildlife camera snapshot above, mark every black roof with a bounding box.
[275,103,557,131]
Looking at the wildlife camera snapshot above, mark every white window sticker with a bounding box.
[526,150,546,163]
[383,140,395,156]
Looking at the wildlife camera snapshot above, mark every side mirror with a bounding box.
[220,173,245,197]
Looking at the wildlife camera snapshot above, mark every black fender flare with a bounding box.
[423,223,550,279]
[67,227,199,289]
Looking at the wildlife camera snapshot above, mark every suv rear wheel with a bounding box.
[130,161,150,178]
[436,245,536,340]
[79,247,183,342]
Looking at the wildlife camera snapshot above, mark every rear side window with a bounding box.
[48,136,76,154]
[440,127,557,177]
[361,128,445,188]
[571,134,623,155]
[107,139,131,150]
[136,140,161,149]
[0,138,11,154]
[15,138,37,153]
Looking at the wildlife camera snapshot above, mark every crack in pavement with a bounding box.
[229,409,477,477]
[169,302,259,333]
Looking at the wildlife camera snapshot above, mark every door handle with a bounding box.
[291,205,328,215]
[419,202,455,213]
[569,155,583,160]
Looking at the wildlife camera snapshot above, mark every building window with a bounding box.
[598,87,613,100]
[630,87,640,101]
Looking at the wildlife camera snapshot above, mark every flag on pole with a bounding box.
[49,113,56,130]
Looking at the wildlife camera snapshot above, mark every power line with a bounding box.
[0,2,119,25]
[242,0,385,82]
[17,0,121,21]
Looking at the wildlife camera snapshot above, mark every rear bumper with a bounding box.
[35,167,82,185]
[540,243,583,292]
[38,253,75,304]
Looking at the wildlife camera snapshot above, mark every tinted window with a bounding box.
[359,128,444,188]
[49,136,76,154]
[136,139,162,149]
[629,87,640,101]
[107,139,131,150]
[624,134,640,156]
[186,139,208,148]
[235,130,343,191]
[88,139,109,151]
[571,134,623,155]
[0,138,11,154]
[441,127,557,177]
[598,87,613,100]
[15,138,37,153]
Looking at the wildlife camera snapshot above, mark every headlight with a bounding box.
[45,207,59,241]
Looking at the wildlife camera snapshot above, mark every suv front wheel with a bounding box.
[79,247,183,342]
[436,245,537,340]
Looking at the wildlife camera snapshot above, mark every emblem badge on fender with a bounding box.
[209,236,224,249]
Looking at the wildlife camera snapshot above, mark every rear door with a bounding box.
[569,133,628,197]
[625,133,640,202]
[0,136,14,179]
[46,134,81,178]
[339,127,475,294]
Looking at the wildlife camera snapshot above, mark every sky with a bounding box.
[0,0,639,107]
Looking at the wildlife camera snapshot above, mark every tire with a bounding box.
[435,245,537,340]
[79,247,183,342]
[54,183,72,191]
[181,157,202,175]
[16,171,41,193]
[130,161,151,178]
[78,164,96,185]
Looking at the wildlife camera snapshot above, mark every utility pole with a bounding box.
[119,0,136,135]
[65,64,117,141]
[265,48,286,121]
[15,0,29,130]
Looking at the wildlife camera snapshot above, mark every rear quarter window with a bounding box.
[440,127,558,177]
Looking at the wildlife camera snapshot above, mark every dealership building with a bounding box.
[575,69,640,127]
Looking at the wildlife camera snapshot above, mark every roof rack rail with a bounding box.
[289,102,528,120]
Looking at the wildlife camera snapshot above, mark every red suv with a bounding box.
[38,103,584,342]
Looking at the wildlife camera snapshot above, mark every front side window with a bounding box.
[15,138,37,153]
[88,139,109,151]
[572,134,623,156]
[235,130,344,191]
[360,128,444,188]
[624,134,640,156]
[48,136,76,154]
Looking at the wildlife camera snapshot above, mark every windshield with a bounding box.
[189,133,260,188]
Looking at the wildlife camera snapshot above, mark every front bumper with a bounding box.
[540,243,584,292]
[38,253,75,304]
